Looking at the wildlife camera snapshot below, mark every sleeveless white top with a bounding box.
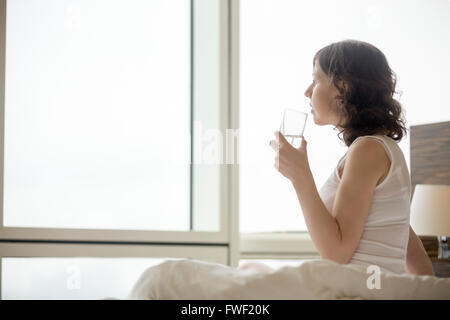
[318,135,411,274]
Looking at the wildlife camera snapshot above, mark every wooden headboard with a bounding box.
[410,121,450,194]
[410,120,450,256]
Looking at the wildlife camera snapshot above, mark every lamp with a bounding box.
[410,184,450,259]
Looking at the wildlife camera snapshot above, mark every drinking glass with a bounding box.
[279,108,308,148]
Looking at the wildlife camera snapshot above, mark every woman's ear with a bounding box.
[338,79,349,95]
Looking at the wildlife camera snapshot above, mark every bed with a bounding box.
[127,121,450,300]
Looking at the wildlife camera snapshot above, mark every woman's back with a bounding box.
[319,134,411,274]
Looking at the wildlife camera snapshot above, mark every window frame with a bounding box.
[0,0,234,244]
[0,242,228,261]
[240,232,319,260]
[0,0,242,296]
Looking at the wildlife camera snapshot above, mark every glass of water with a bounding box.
[279,108,308,148]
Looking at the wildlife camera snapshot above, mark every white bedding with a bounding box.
[127,258,450,300]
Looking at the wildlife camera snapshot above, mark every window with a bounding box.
[2,0,449,299]
[4,0,191,231]
[3,257,166,299]
[1,242,227,299]
[0,0,230,240]
[0,0,235,299]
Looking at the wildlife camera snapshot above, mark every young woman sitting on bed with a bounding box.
[240,40,434,276]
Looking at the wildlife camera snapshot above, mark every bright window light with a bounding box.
[240,0,450,233]
[4,0,191,230]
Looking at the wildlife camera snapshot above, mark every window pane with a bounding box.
[4,0,191,230]
[1,257,169,299]
[240,0,450,233]
[191,0,222,231]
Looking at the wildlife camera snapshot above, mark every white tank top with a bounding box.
[318,134,411,274]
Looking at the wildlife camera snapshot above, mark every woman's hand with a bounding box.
[269,131,311,184]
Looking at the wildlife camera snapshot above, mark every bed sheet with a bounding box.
[127,258,450,300]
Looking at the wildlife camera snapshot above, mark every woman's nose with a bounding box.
[304,84,312,98]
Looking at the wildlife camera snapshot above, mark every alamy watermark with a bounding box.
[178,120,243,165]
[366,265,381,290]
[171,120,282,166]
[66,265,81,290]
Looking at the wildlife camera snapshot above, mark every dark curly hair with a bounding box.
[313,39,407,147]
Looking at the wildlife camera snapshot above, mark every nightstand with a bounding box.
[430,258,450,278]
[419,236,450,277]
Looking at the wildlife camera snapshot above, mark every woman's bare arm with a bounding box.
[405,226,435,276]
[291,139,386,264]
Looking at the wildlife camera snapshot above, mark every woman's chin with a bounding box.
[312,116,326,126]
[311,112,320,125]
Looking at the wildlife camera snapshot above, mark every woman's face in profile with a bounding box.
[304,62,342,128]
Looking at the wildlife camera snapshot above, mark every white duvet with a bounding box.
[127,258,450,300]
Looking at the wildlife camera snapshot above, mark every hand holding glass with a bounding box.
[279,108,308,148]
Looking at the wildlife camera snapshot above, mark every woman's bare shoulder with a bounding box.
[344,138,390,184]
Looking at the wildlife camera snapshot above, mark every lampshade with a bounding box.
[410,184,450,236]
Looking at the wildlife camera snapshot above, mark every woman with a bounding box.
[241,40,434,276]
